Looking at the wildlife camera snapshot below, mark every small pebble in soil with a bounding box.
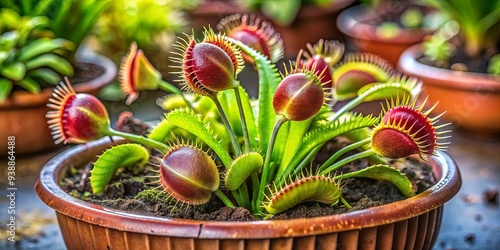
[450,63,468,72]
[483,188,499,205]
[464,233,476,244]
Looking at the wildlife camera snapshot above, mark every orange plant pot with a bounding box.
[399,44,500,136]
[337,3,435,66]
[36,137,461,250]
[268,0,355,59]
[0,51,116,155]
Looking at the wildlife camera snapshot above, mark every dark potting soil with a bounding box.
[417,48,493,74]
[60,113,436,221]
[70,62,105,84]
[61,141,435,222]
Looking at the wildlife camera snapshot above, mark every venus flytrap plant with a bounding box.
[120,42,185,105]
[217,14,284,64]
[46,77,167,150]
[47,17,452,219]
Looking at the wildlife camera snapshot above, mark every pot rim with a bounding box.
[337,3,435,44]
[0,49,117,109]
[399,44,500,92]
[35,136,461,239]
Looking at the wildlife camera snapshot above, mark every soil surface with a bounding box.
[417,44,496,74]
[60,115,436,221]
[70,62,105,84]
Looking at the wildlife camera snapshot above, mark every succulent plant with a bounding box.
[46,16,451,218]
[425,0,500,57]
[424,0,500,72]
[2,0,110,63]
[0,9,73,102]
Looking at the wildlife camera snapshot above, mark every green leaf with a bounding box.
[0,62,26,81]
[336,165,416,197]
[25,54,73,76]
[29,68,62,85]
[279,117,315,171]
[0,52,9,65]
[17,77,40,93]
[74,0,110,46]
[284,114,380,177]
[0,78,13,102]
[90,143,149,194]
[264,175,342,215]
[261,0,301,26]
[272,121,289,166]
[357,77,422,102]
[165,108,232,168]
[148,118,177,142]
[335,112,386,165]
[32,0,56,16]
[227,38,281,153]
[18,38,74,62]
[219,85,259,149]
[225,152,263,191]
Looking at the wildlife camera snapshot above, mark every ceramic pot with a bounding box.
[399,44,500,136]
[267,0,355,59]
[187,0,244,31]
[337,3,435,66]
[36,137,461,250]
[0,50,116,155]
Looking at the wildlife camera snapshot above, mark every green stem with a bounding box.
[238,184,251,209]
[250,173,260,212]
[106,128,168,150]
[210,95,242,155]
[255,116,288,213]
[234,86,251,153]
[318,138,371,171]
[215,189,235,208]
[158,80,193,109]
[319,149,376,175]
[278,146,321,186]
[158,80,182,95]
[230,190,243,207]
[340,197,352,209]
[329,94,366,123]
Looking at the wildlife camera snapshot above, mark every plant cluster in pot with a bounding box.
[399,0,500,138]
[337,0,445,66]
[36,14,461,250]
[0,0,116,155]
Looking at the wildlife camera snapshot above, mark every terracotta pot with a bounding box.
[267,0,355,59]
[36,137,461,250]
[0,51,116,155]
[187,0,244,31]
[399,44,500,136]
[337,3,435,66]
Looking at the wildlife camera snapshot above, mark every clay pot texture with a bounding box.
[36,137,461,250]
[337,3,435,66]
[399,44,500,136]
[0,51,116,155]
